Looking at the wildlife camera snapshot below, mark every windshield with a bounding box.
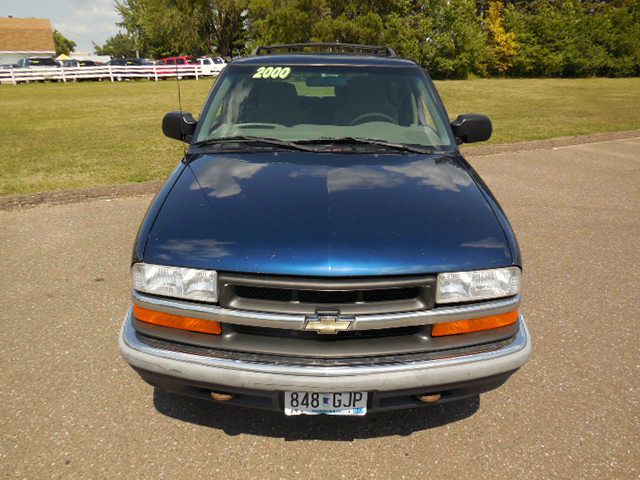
[195,65,455,149]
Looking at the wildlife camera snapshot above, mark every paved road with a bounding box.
[1,138,638,479]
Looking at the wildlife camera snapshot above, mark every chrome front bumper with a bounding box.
[119,307,531,392]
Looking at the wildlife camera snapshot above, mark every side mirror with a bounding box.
[451,114,492,144]
[162,111,197,143]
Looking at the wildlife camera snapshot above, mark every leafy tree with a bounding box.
[53,30,76,56]
[596,0,640,76]
[384,0,490,79]
[247,0,321,46]
[93,32,138,57]
[503,0,639,77]
[483,0,518,74]
[114,0,247,57]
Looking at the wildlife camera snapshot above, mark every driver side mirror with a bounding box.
[162,111,197,143]
[451,114,492,144]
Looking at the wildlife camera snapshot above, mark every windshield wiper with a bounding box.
[191,136,317,152]
[298,137,435,154]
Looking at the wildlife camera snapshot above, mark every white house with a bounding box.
[0,17,55,66]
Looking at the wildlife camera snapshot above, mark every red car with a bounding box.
[159,56,196,65]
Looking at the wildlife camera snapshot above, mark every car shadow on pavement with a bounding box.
[152,389,479,440]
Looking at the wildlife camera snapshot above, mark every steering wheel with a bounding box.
[349,112,396,126]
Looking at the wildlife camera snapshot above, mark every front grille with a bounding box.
[219,273,436,315]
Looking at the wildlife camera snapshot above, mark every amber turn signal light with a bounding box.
[431,310,519,337]
[132,305,221,334]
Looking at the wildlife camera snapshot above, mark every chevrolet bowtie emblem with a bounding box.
[304,312,354,334]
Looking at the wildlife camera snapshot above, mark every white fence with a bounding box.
[0,64,225,85]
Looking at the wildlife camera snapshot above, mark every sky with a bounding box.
[0,0,120,52]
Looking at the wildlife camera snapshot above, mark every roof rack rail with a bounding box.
[251,43,397,58]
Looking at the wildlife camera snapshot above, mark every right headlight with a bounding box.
[132,263,218,303]
[436,267,521,304]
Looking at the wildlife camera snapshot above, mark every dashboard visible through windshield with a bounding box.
[194,65,456,150]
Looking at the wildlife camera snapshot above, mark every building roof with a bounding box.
[0,17,55,53]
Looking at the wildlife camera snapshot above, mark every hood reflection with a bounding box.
[461,237,510,258]
[156,239,233,260]
[190,157,267,198]
[383,159,473,192]
[327,166,405,193]
[289,157,473,193]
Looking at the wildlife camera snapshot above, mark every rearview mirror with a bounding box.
[162,111,197,143]
[451,114,492,144]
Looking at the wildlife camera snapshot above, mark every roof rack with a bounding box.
[251,43,397,58]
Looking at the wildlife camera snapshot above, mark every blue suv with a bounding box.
[120,43,531,416]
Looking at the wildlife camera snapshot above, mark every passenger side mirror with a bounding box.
[451,114,492,144]
[162,111,197,143]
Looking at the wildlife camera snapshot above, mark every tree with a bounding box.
[113,0,247,58]
[53,30,76,56]
[384,0,490,79]
[93,32,138,57]
[484,0,518,74]
[502,0,638,77]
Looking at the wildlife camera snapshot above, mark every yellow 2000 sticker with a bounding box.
[252,66,291,79]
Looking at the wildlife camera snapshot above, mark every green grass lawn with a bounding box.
[1,77,639,196]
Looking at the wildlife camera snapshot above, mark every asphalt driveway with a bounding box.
[1,137,638,479]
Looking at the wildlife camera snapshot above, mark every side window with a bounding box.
[167,59,175,65]
[177,59,185,65]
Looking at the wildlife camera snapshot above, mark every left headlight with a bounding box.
[436,267,521,304]
[132,263,218,303]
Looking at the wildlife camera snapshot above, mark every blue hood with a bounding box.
[143,152,513,276]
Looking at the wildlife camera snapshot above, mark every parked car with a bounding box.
[120,43,531,416]
[196,56,226,74]
[106,58,154,81]
[63,59,98,67]
[159,55,196,65]
[107,58,151,66]
[15,56,58,68]
[156,56,200,78]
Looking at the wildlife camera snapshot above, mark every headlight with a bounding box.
[436,267,521,304]
[132,263,218,303]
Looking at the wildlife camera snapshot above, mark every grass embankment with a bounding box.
[1,77,639,196]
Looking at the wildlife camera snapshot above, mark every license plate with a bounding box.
[284,391,367,416]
